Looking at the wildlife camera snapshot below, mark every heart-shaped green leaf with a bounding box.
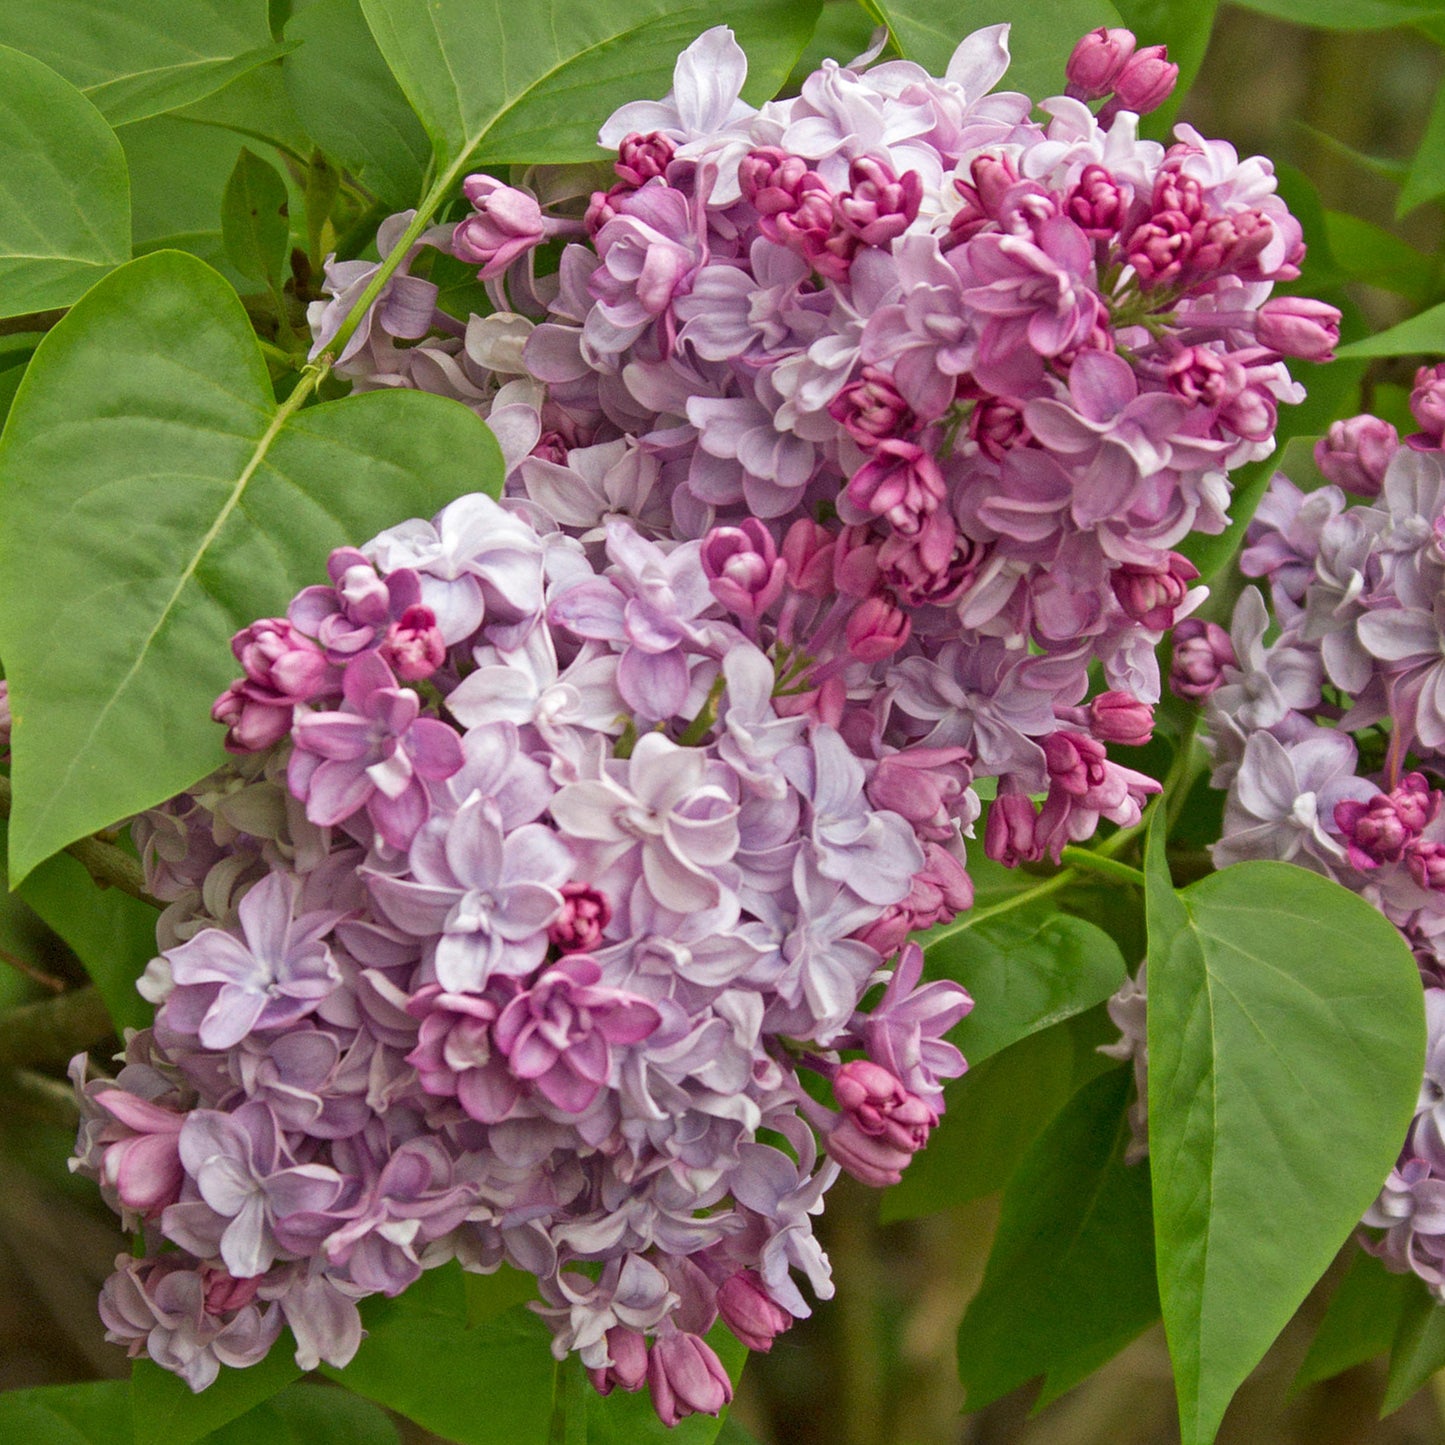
[1146,825,1425,1445]
[0,249,504,884]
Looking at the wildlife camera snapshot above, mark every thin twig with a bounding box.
[0,943,65,993]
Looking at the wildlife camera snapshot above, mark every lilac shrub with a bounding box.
[1192,366,1445,1298]
[73,20,1329,1424]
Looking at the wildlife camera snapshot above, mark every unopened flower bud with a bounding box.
[1110,44,1178,114]
[1170,619,1235,701]
[1314,415,1399,497]
[381,604,446,681]
[549,883,612,953]
[1255,297,1341,362]
[828,366,915,446]
[211,682,293,754]
[780,518,836,598]
[1111,553,1199,630]
[701,520,786,622]
[716,1271,793,1352]
[454,177,547,280]
[647,1331,732,1426]
[1410,363,1445,443]
[846,595,911,662]
[1065,27,1136,99]
[589,1326,650,1396]
[614,131,676,188]
[1408,840,1445,891]
[985,787,1041,866]
[1088,691,1154,746]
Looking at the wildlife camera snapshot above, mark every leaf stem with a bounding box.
[0,775,158,908]
[1059,847,1147,888]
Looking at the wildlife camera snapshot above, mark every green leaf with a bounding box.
[1324,212,1437,302]
[1145,835,1426,1445]
[1337,299,1445,359]
[282,0,430,208]
[956,1066,1157,1411]
[0,1,292,126]
[1294,1248,1413,1392]
[0,250,505,885]
[131,1340,302,1445]
[784,0,885,91]
[926,910,1127,1067]
[0,1380,132,1445]
[866,0,1122,97]
[0,45,131,319]
[881,1006,1115,1222]
[0,812,156,1031]
[202,1382,401,1445]
[716,1419,766,1445]
[221,147,291,287]
[1383,1281,1445,1415]
[1228,0,1445,28]
[359,0,822,169]
[173,61,315,160]
[322,1298,558,1443]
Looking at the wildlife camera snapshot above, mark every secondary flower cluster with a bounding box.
[73,20,1325,1423]
[1192,365,1445,1299]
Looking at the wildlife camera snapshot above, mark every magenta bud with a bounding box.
[780,518,836,598]
[202,1268,262,1317]
[1042,731,1109,797]
[1255,297,1341,362]
[1064,164,1128,237]
[985,788,1042,867]
[1111,553,1198,630]
[828,365,915,446]
[846,595,911,663]
[1110,44,1178,114]
[381,604,446,681]
[614,131,676,188]
[701,520,786,622]
[1088,691,1154,746]
[1314,415,1399,497]
[548,882,612,953]
[590,1326,650,1396]
[454,176,547,280]
[1170,618,1235,701]
[969,396,1030,460]
[1408,840,1445,891]
[1065,26,1137,99]
[845,439,947,536]
[647,1331,732,1426]
[717,1271,793,1352]
[836,155,923,246]
[211,681,293,754]
[1411,363,1445,442]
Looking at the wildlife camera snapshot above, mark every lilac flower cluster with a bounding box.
[75,21,1325,1421]
[1192,365,1445,1298]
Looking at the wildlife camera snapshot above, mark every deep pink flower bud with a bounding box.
[716,1271,793,1352]
[846,595,911,662]
[1408,840,1445,891]
[867,747,973,838]
[828,366,916,446]
[1111,553,1198,629]
[985,787,1042,866]
[969,396,1030,460]
[836,156,922,246]
[94,1090,185,1219]
[1110,44,1178,114]
[1336,775,1439,870]
[1255,297,1341,361]
[832,525,883,598]
[1410,364,1445,442]
[1314,415,1399,497]
[846,440,947,536]
[878,513,980,608]
[589,1326,650,1396]
[855,842,975,952]
[647,1331,732,1426]
[1170,619,1235,701]
[454,177,548,280]
[969,153,1021,216]
[585,183,631,235]
[232,618,333,702]
[381,604,446,681]
[701,520,786,622]
[1126,211,1194,287]
[781,518,837,598]
[1392,774,1439,833]
[1088,691,1154,746]
[1065,27,1137,99]
[1153,169,1206,223]
[828,1063,936,1187]
[1064,164,1128,237]
[614,131,676,187]
[548,882,612,953]
[211,681,293,754]
[1042,731,1109,797]
[202,1268,262,1317]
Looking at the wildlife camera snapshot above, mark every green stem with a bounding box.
[1059,846,1146,888]
[1163,711,1203,834]
[946,868,1075,934]
[677,674,727,746]
[0,776,158,908]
